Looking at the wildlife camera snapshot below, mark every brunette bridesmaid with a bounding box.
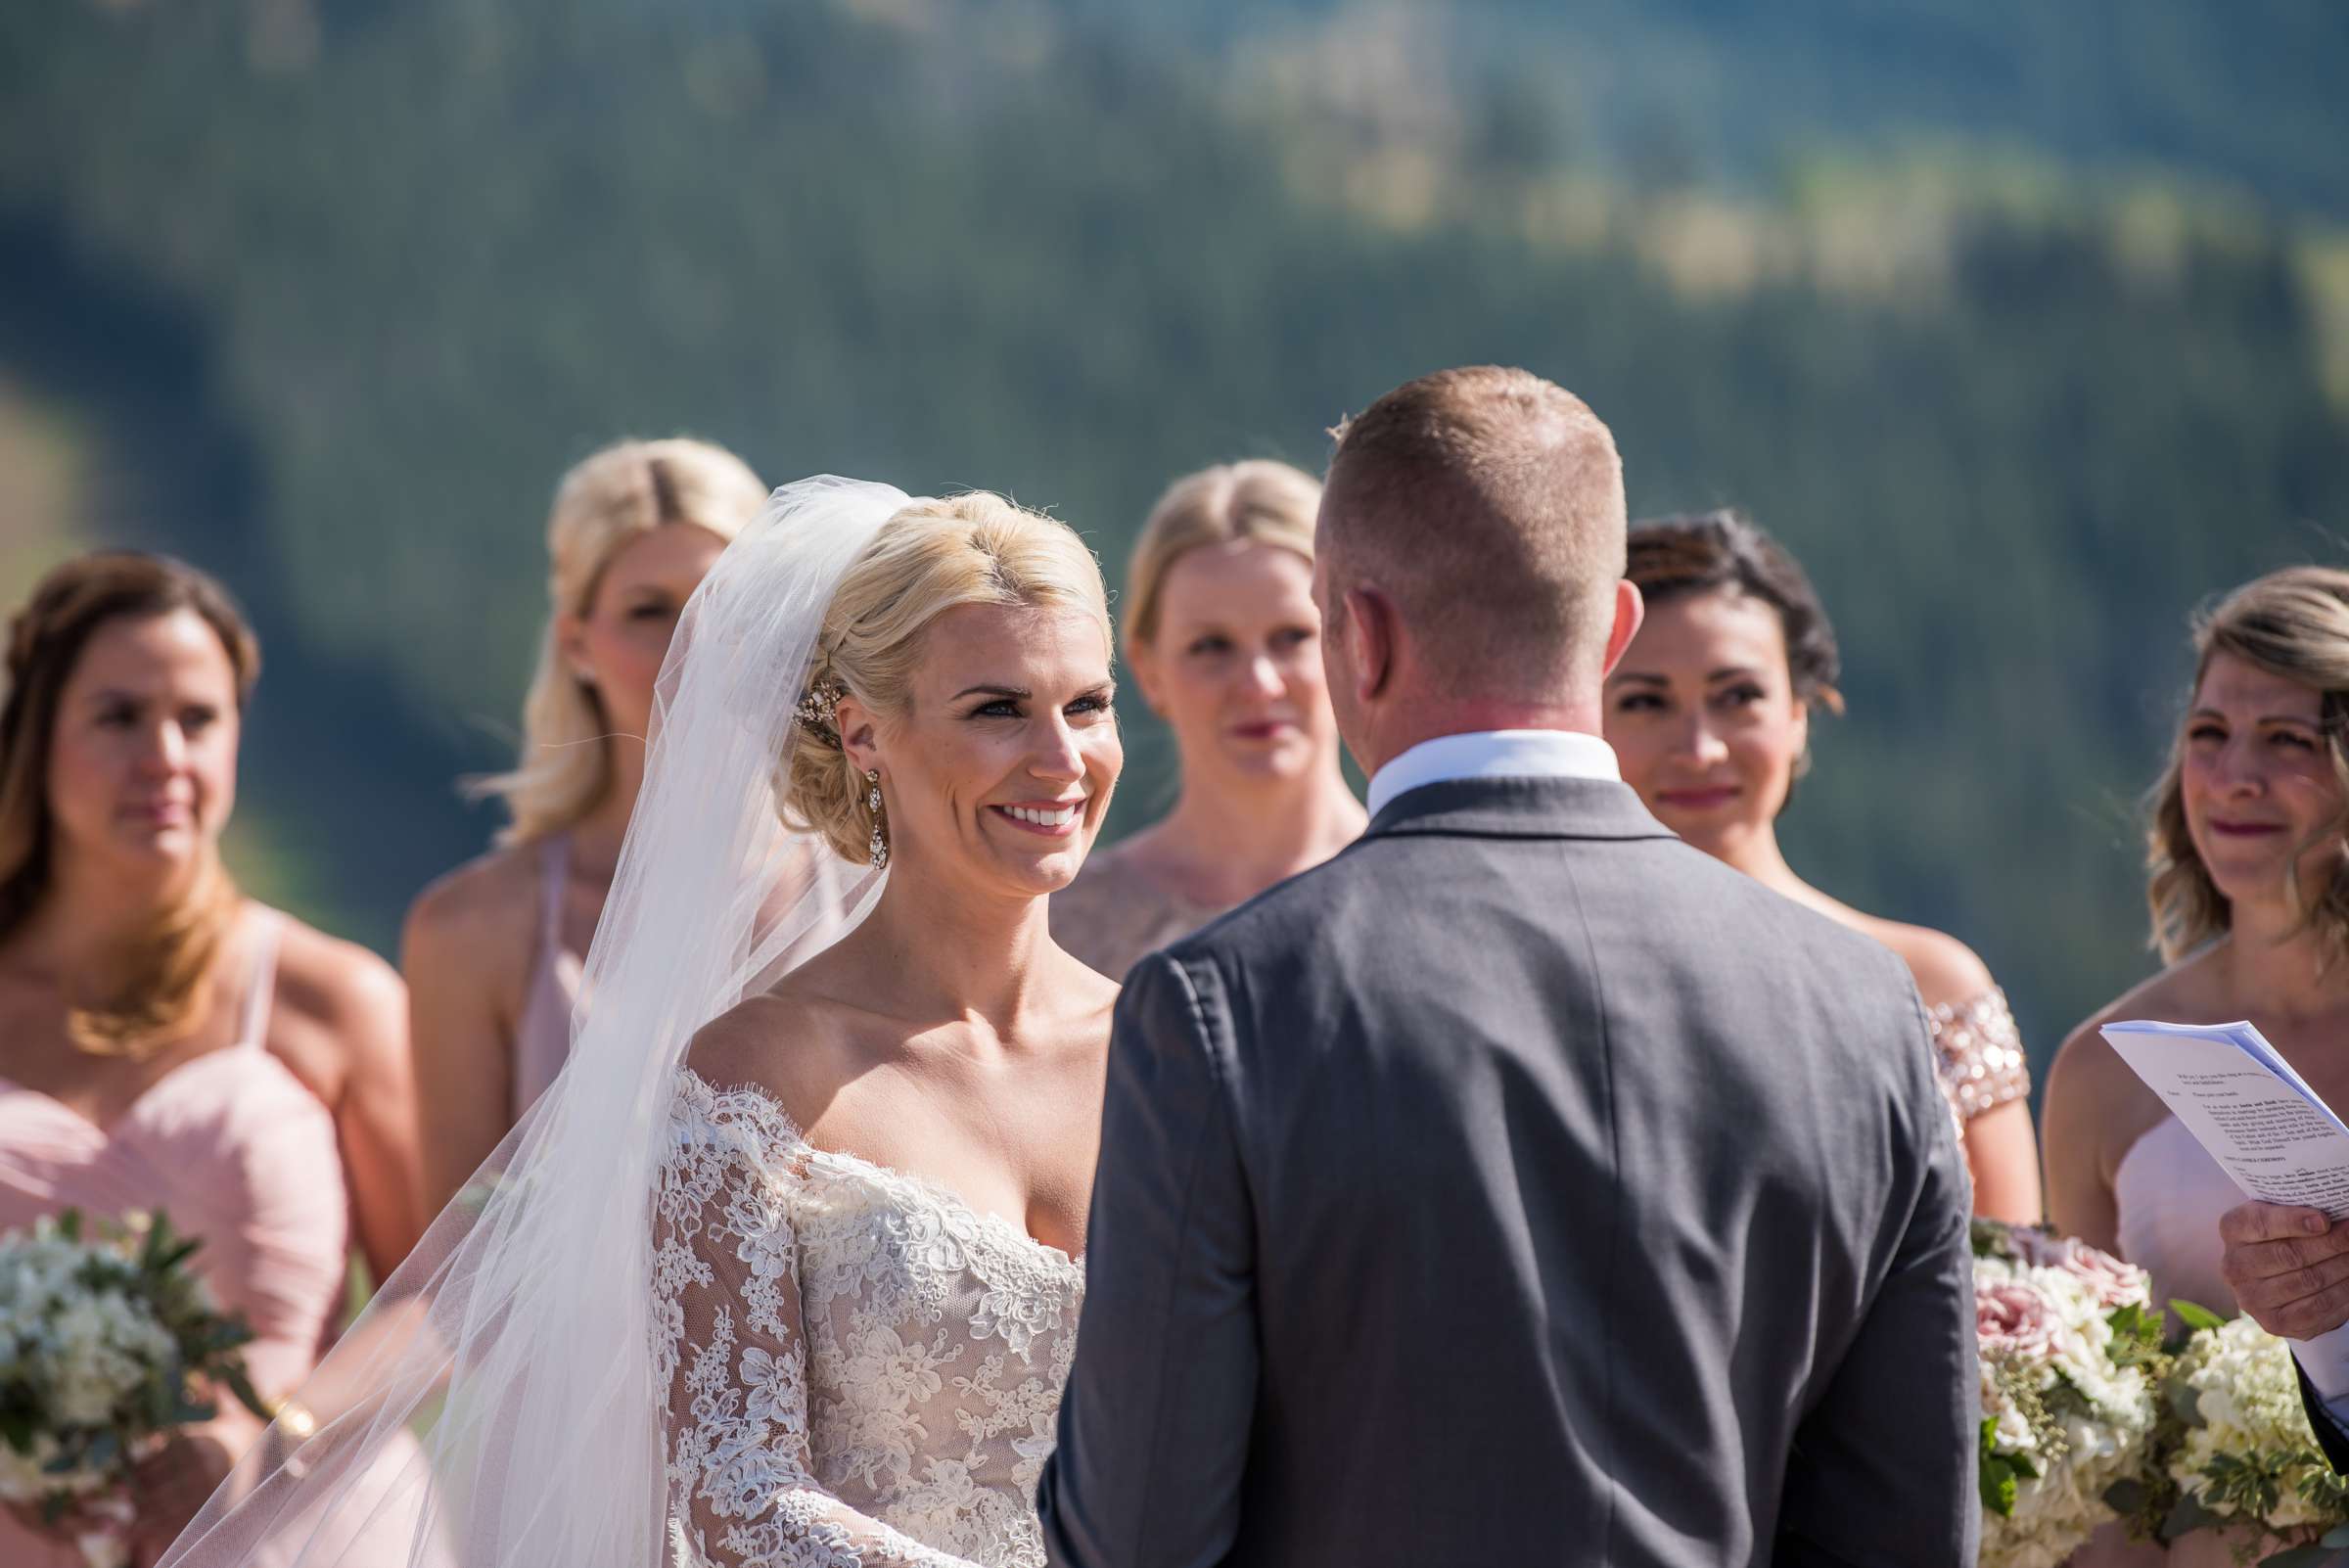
[1605,510,2042,1222]
[0,553,432,1565]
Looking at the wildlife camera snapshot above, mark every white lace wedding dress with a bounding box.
[654,1069,1086,1568]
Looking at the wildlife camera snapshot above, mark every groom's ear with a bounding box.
[1344,585,1396,702]
[1596,579,1645,679]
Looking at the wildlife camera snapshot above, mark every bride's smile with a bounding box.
[993,799,1087,834]
[838,601,1121,900]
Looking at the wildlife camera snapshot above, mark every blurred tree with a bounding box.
[0,0,2341,1081]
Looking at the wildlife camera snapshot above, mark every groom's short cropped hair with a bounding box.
[1319,365,1627,693]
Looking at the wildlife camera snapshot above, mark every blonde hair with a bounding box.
[0,552,261,1055]
[2146,565,2349,966]
[475,438,765,844]
[782,492,1111,864]
[1122,460,1320,657]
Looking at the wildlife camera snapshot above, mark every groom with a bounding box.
[1036,366,1978,1566]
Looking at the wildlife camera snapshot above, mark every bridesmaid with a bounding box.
[2046,568,2349,1307]
[1604,509,2043,1222]
[402,438,762,1213]
[0,553,427,1565]
[2041,570,2349,1563]
[1050,460,1364,981]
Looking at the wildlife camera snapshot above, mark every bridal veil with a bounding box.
[161,477,912,1567]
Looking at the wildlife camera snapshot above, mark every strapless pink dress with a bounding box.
[0,913,438,1567]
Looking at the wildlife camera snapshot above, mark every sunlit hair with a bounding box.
[473,438,765,845]
[1625,509,1846,715]
[784,492,1112,864]
[1122,460,1320,658]
[1321,365,1625,693]
[0,552,260,1054]
[2147,566,2349,966]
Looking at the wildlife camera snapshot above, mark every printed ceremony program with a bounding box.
[2102,1018,2349,1220]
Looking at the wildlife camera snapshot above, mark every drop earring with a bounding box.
[865,769,889,870]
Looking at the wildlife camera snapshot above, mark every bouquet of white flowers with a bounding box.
[0,1209,270,1568]
[1973,1220,2166,1568]
[2152,1310,2349,1565]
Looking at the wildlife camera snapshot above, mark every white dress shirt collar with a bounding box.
[1364,729,1622,820]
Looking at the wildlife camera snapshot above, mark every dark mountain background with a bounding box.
[3,0,2345,1087]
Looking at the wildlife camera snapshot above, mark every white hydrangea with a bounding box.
[0,1213,208,1506]
[44,1292,161,1428]
[1988,1506,2101,1568]
[2171,1314,2336,1532]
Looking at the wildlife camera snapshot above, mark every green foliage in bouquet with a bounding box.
[1981,1413,2041,1517]
[2123,1305,2349,1564]
[2099,1301,2222,1542]
[0,1209,272,1518]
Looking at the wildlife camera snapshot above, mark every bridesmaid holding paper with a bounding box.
[2043,569,2349,1563]
[2044,566,2349,1319]
[2041,571,2349,1558]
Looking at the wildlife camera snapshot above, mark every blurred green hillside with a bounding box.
[2,0,2345,1083]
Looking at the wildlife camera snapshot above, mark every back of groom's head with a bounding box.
[1319,365,1627,697]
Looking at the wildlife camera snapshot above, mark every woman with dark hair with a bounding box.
[1603,509,2042,1222]
[0,553,429,1565]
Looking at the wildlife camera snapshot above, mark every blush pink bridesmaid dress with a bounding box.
[0,911,440,1567]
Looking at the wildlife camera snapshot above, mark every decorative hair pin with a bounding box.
[796,677,844,748]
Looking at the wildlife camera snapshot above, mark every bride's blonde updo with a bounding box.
[784,492,1110,865]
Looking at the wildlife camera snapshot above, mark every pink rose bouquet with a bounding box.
[1972,1220,2164,1568]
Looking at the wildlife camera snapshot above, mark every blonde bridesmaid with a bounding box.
[2047,569,2349,1565]
[1051,460,1364,981]
[401,438,763,1213]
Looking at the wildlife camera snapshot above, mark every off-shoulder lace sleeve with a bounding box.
[1927,986,2031,1124]
[652,1074,982,1568]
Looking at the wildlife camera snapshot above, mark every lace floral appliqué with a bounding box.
[652,1070,1085,1568]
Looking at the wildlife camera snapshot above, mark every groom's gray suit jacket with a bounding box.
[1037,776,1979,1568]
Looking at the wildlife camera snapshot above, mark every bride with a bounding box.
[162,479,1125,1568]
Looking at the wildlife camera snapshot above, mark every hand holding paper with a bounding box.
[2103,1018,2349,1403]
[2218,1199,2349,1341]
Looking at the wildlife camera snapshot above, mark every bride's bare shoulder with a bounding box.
[680,974,864,1127]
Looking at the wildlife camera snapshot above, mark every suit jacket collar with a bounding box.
[1361,774,1680,843]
